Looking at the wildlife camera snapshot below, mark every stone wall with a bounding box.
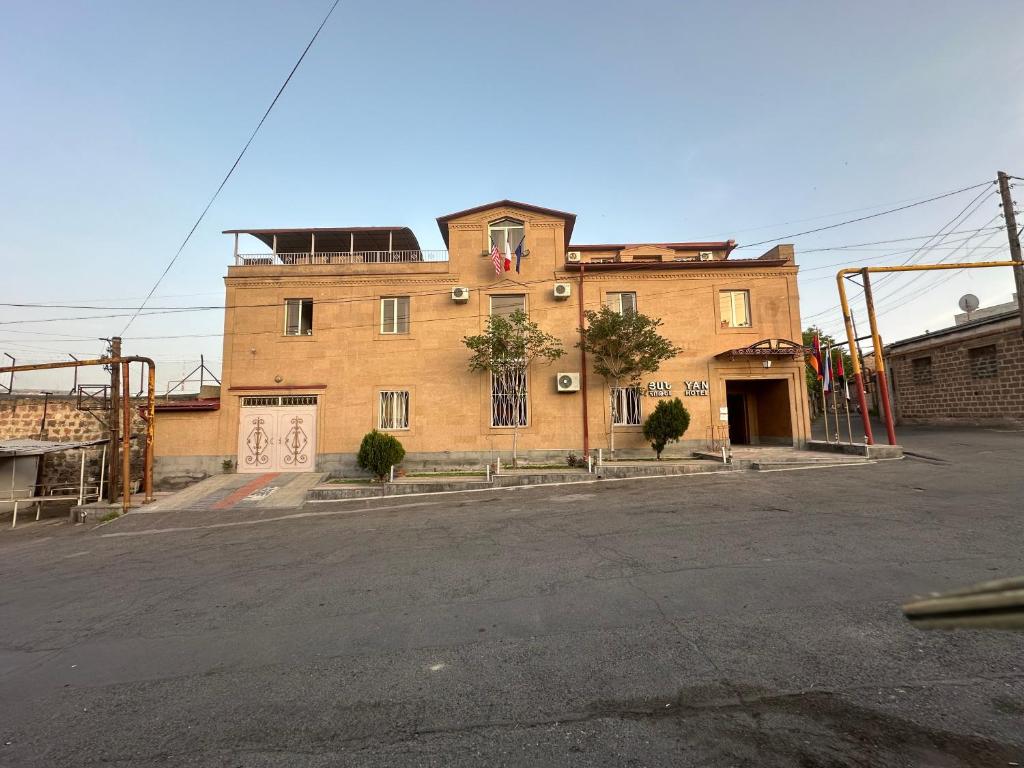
[0,395,146,490]
[889,326,1024,425]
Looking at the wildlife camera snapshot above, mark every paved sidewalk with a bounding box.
[131,472,326,514]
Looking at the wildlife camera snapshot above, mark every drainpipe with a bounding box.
[578,263,589,456]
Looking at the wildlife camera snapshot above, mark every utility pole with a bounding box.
[997,171,1024,341]
[107,337,121,503]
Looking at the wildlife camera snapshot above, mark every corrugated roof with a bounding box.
[0,438,108,457]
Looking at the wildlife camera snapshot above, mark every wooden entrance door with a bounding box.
[238,404,317,473]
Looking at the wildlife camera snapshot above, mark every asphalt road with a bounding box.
[1,426,1023,767]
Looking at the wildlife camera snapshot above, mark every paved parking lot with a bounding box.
[1,425,1022,766]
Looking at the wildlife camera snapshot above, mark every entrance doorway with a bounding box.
[724,379,793,446]
[237,395,318,473]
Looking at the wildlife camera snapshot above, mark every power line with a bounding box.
[117,0,342,336]
[733,180,996,250]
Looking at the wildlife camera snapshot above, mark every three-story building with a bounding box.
[154,200,810,482]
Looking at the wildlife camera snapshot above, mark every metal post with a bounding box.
[77,450,86,506]
[862,272,897,445]
[121,361,131,514]
[2,354,13,395]
[108,337,121,503]
[233,232,239,265]
[144,360,155,503]
[578,263,589,457]
[69,354,79,395]
[997,171,1024,341]
[98,445,106,503]
[820,386,830,442]
[838,275,875,445]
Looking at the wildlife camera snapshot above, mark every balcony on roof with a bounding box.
[225,227,448,269]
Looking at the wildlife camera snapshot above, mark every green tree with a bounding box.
[464,309,565,466]
[357,429,406,481]
[642,397,691,459]
[577,305,682,456]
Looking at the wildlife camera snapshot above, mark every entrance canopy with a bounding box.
[716,338,807,360]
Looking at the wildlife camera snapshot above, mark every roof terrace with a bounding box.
[226,227,447,267]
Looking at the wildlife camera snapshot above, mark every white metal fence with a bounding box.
[235,250,448,266]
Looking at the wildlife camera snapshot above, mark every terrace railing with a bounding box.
[234,250,448,266]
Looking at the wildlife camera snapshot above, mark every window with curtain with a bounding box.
[380,296,410,334]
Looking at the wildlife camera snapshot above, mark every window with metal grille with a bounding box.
[378,390,410,430]
[491,365,528,427]
[281,395,318,406]
[968,345,998,379]
[719,290,751,328]
[241,395,318,407]
[605,292,637,315]
[911,357,933,386]
[380,297,410,334]
[284,298,313,336]
[611,386,643,426]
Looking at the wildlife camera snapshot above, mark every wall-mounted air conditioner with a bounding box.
[553,282,572,300]
[566,251,582,263]
[698,251,714,261]
[451,286,470,302]
[556,372,581,392]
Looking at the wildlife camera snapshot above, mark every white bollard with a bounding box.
[389,465,395,483]
[597,448,603,467]
[496,457,501,476]
[587,454,593,473]
[721,447,727,464]
[486,463,491,482]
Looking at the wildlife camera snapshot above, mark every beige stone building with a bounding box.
[154,200,810,483]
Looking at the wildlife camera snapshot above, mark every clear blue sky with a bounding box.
[2,0,1022,390]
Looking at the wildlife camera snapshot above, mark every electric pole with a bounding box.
[107,336,121,503]
[997,171,1024,341]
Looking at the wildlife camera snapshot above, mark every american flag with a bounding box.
[490,239,502,275]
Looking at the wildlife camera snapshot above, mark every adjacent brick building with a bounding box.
[887,309,1023,426]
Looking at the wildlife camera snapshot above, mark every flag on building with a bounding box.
[503,239,513,272]
[514,237,524,273]
[490,239,502,275]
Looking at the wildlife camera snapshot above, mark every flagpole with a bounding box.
[829,346,841,443]
[843,387,854,444]
[820,386,830,442]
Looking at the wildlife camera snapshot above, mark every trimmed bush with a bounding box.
[642,398,690,459]
[357,430,406,481]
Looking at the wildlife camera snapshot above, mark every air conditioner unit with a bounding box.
[698,251,714,261]
[553,282,572,300]
[451,286,470,303]
[566,251,582,263]
[556,372,581,393]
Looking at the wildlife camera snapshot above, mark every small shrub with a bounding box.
[221,459,234,473]
[642,398,690,459]
[357,430,406,481]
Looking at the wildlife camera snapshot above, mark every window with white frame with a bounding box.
[611,386,643,426]
[378,390,410,430]
[490,294,526,318]
[284,298,313,335]
[491,365,527,427]
[488,218,525,254]
[380,296,410,334]
[719,290,751,328]
[605,291,637,315]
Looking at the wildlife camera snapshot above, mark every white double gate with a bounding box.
[237,395,318,473]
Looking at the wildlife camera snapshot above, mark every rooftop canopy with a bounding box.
[223,227,421,254]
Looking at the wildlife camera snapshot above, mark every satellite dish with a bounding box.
[958,294,980,313]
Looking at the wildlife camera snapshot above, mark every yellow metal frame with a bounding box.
[836,261,1021,445]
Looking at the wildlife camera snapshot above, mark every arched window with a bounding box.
[488,218,525,254]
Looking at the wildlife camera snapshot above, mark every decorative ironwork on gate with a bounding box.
[244,416,272,468]
[281,415,309,467]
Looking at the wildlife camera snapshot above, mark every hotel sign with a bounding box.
[643,380,709,397]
